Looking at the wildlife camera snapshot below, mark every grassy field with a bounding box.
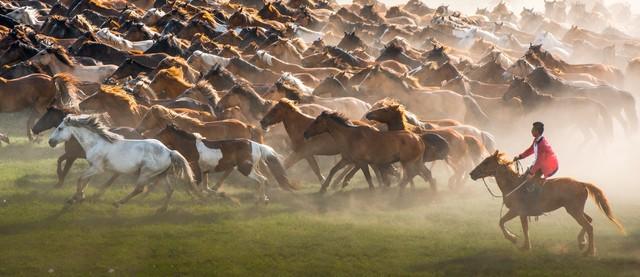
[1,112,639,276]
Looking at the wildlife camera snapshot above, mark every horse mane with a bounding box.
[190,11,218,27]
[46,47,74,67]
[99,85,139,112]
[379,66,422,89]
[52,72,78,85]
[277,98,302,112]
[64,114,123,143]
[193,80,220,104]
[150,105,203,126]
[86,0,113,10]
[164,123,197,141]
[156,66,192,86]
[322,111,357,127]
[229,57,263,73]
[255,50,274,66]
[278,72,313,94]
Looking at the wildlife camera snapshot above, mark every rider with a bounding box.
[513,122,559,211]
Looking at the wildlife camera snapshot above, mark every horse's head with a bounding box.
[365,104,403,124]
[32,106,68,135]
[470,150,511,180]
[136,105,167,134]
[502,77,528,101]
[48,115,75,147]
[312,75,345,97]
[260,98,297,130]
[303,111,333,139]
[78,91,104,112]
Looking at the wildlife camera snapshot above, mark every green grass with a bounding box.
[0,112,639,276]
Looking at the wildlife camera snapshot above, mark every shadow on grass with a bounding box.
[409,249,640,275]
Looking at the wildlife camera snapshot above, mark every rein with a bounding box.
[481,160,525,199]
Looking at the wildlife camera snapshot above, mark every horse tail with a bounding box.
[462,95,490,128]
[250,125,264,143]
[169,150,200,194]
[480,131,497,153]
[464,135,485,164]
[595,101,614,140]
[584,183,626,235]
[256,142,299,191]
[420,133,449,162]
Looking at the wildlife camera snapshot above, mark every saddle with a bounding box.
[519,170,546,215]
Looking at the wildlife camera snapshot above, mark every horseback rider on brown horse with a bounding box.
[513,122,559,213]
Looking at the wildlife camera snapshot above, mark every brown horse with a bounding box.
[470,151,625,256]
[303,111,428,193]
[155,124,296,204]
[0,73,57,139]
[365,103,484,189]
[136,105,263,142]
[260,99,342,184]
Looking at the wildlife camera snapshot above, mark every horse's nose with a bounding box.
[48,139,57,148]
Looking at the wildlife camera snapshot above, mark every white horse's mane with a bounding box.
[256,50,274,66]
[64,114,123,143]
[279,72,313,95]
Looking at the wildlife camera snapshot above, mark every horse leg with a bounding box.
[331,164,353,189]
[357,164,375,190]
[519,215,531,251]
[577,213,593,250]
[500,209,519,244]
[69,166,102,204]
[567,207,595,256]
[246,166,269,205]
[319,158,349,193]
[340,166,359,189]
[55,154,75,188]
[211,169,233,191]
[114,171,156,207]
[304,156,326,184]
[156,178,174,213]
[92,174,120,200]
[372,165,384,188]
[419,163,437,192]
[26,108,38,141]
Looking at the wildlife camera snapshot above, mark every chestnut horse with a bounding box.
[260,99,342,184]
[365,103,485,189]
[0,73,57,140]
[470,151,625,256]
[303,111,428,193]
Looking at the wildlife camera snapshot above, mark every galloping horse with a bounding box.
[29,47,117,83]
[32,106,142,189]
[155,124,297,204]
[260,99,342,184]
[0,73,57,140]
[304,111,428,193]
[48,114,199,212]
[365,103,485,189]
[470,151,625,256]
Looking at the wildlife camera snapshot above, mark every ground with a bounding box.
[0,112,639,276]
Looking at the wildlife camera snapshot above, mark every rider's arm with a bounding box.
[516,143,534,160]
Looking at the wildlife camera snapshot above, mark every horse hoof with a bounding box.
[519,245,531,251]
[112,202,121,208]
[156,207,168,214]
[66,198,76,205]
[583,249,596,257]
[578,242,586,250]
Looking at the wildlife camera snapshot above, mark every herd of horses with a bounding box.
[0,0,634,256]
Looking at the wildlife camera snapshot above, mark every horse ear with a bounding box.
[493,150,499,156]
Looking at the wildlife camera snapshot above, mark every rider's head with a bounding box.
[531,121,544,137]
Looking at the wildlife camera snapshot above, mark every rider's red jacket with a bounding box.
[517,136,559,178]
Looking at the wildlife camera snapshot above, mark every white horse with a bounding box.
[95,28,154,52]
[186,50,230,72]
[533,32,572,60]
[29,48,117,83]
[48,114,199,212]
[453,27,503,49]
[6,7,43,28]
